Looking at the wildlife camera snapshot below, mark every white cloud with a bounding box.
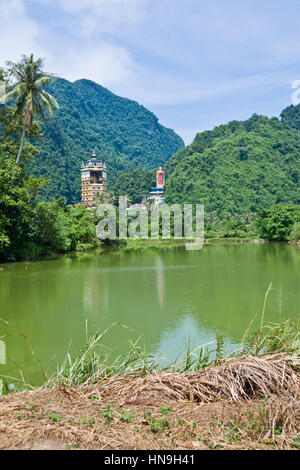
[49,0,144,86]
[0,0,44,67]
[2,0,299,140]
[0,0,136,88]
[114,67,291,108]
[58,0,148,36]
[54,44,135,86]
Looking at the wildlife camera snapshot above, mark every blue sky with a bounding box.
[1,0,299,144]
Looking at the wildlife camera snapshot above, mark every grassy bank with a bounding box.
[119,237,266,252]
[0,317,299,450]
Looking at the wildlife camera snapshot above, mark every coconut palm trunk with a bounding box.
[16,120,26,164]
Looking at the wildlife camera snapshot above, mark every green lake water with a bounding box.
[0,243,299,387]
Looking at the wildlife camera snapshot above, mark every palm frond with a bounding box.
[40,90,59,110]
[0,83,26,104]
[37,93,54,118]
[6,63,25,82]
[35,76,53,88]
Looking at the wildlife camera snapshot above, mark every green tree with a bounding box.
[96,190,116,206]
[0,154,32,258]
[0,54,59,164]
[113,168,156,205]
[289,224,300,243]
[255,204,300,241]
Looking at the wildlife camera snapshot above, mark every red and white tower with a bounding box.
[148,167,165,204]
[156,167,165,189]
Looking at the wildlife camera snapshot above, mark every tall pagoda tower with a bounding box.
[81,152,107,206]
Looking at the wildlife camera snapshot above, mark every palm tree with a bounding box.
[0,54,59,164]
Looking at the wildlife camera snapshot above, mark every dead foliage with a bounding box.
[88,353,300,405]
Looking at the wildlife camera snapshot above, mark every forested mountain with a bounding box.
[30,78,184,203]
[164,112,300,217]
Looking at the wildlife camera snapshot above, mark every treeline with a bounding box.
[204,204,300,242]
[0,177,99,261]
[110,169,300,242]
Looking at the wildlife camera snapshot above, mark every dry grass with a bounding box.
[87,353,300,405]
[0,354,299,450]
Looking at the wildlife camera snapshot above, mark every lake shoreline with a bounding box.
[2,236,299,265]
[0,237,290,265]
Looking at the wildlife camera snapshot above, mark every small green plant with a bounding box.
[215,330,225,363]
[292,438,300,449]
[81,416,95,427]
[226,419,242,443]
[274,425,283,436]
[210,443,223,450]
[117,408,135,423]
[101,405,114,425]
[176,417,186,426]
[68,442,79,449]
[160,406,173,416]
[89,395,100,401]
[47,413,61,422]
[143,411,170,434]
[213,416,224,427]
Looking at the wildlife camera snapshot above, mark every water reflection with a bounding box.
[156,255,165,309]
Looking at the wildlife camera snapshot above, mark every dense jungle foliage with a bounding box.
[164,113,300,221]
[0,144,100,261]
[113,168,157,205]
